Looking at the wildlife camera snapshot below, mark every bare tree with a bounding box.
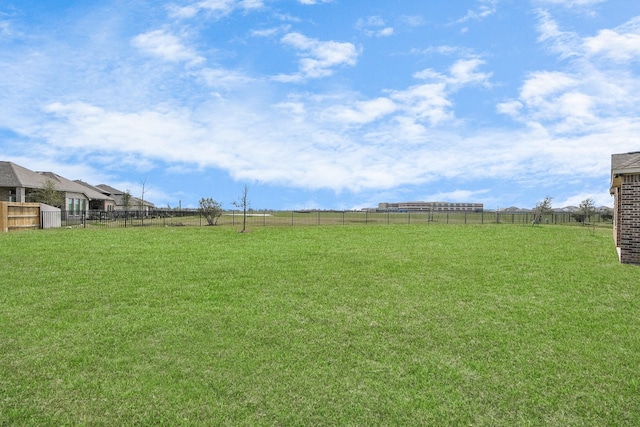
[199,197,223,225]
[232,184,250,232]
[532,196,553,226]
[140,176,147,225]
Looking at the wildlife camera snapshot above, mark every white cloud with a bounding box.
[168,0,262,19]
[456,0,498,24]
[388,58,492,126]
[414,58,491,87]
[584,17,640,62]
[536,10,582,58]
[534,0,605,6]
[498,70,600,130]
[499,12,640,137]
[251,25,290,38]
[428,189,490,202]
[390,83,452,125]
[278,32,359,80]
[323,97,397,125]
[0,20,15,38]
[132,30,203,64]
[298,0,332,4]
[557,191,612,209]
[356,16,395,37]
[449,58,492,86]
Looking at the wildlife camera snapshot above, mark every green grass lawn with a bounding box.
[1,224,639,425]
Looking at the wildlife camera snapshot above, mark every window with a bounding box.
[68,198,74,214]
[9,189,16,202]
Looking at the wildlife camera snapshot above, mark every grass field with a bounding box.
[1,224,639,425]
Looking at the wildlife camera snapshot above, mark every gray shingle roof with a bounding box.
[1,162,112,201]
[612,152,640,173]
[0,161,48,188]
[37,172,112,200]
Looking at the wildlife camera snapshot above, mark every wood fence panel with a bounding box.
[0,202,41,232]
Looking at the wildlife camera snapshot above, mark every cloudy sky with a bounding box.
[1,0,638,210]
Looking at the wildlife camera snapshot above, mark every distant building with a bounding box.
[378,201,483,212]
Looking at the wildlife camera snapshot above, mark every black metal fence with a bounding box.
[41,209,613,229]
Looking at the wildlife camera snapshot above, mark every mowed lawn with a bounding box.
[1,224,639,426]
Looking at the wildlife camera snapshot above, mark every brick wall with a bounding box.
[620,174,640,264]
[613,186,621,248]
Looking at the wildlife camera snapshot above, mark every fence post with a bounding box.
[343,211,345,225]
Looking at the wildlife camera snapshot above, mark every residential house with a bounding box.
[74,180,117,211]
[0,161,114,216]
[95,184,155,212]
[610,152,640,265]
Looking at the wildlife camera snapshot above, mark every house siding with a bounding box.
[620,174,640,264]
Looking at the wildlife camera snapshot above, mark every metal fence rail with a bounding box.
[42,209,612,229]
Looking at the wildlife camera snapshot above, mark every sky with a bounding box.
[1,0,639,210]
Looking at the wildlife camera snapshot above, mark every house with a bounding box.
[94,184,155,212]
[0,161,114,215]
[74,180,117,211]
[610,152,640,265]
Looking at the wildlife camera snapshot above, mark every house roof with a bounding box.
[95,184,122,195]
[612,152,640,174]
[611,152,640,191]
[38,172,113,200]
[96,184,155,208]
[1,161,112,201]
[0,161,49,188]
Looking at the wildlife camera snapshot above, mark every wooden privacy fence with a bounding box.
[0,202,41,232]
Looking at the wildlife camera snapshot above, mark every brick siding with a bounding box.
[620,174,640,264]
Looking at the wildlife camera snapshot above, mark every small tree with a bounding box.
[139,176,148,225]
[199,197,223,226]
[578,198,595,224]
[578,197,596,232]
[232,184,250,232]
[122,189,132,223]
[532,196,553,226]
[29,178,64,208]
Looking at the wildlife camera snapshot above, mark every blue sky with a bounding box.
[1,0,639,210]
